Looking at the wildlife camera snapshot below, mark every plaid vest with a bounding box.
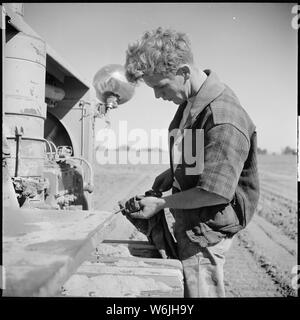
[168,71,260,247]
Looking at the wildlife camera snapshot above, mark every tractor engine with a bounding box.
[2,4,135,212]
[3,9,94,210]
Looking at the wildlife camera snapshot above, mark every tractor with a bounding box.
[2,3,184,297]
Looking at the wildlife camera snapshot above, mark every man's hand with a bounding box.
[129,196,165,219]
[118,195,142,215]
[152,168,173,192]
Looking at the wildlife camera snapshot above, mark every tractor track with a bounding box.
[237,231,296,297]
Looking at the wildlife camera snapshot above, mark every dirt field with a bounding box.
[89,154,297,297]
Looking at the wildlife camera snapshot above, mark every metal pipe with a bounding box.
[79,101,85,157]
[7,136,52,160]
[48,140,57,159]
[5,111,46,120]
[15,137,20,177]
[5,156,45,160]
[14,127,23,177]
[81,104,84,157]
[44,139,56,160]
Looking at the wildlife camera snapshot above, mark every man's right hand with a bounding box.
[152,168,173,193]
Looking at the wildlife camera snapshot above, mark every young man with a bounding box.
[123,27,259,297]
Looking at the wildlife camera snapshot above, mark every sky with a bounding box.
[23,3,298,153]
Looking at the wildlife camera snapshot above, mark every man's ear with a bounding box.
[176,65,191,81]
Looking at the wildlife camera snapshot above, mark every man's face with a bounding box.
[143,73,187,105]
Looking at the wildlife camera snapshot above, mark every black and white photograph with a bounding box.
[1,2,298,308]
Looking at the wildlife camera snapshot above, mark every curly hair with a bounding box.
[125,27,194,84]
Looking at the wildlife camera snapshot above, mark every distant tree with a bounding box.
[139,147,164,152]
[282,146,296,155]
[118,144,131,151]
[95,144,108,152]
[257,147,268,155]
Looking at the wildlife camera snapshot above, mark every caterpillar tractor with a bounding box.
[2,4,184,297]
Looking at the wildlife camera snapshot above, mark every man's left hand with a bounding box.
[129,196,165,219]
